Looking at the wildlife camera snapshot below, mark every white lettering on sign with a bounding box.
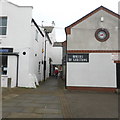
[68,54,89,62]
[112,53,120,61]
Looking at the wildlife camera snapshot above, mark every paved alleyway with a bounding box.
[2,77,118,119]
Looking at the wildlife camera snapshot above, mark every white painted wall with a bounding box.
[0,1,33,49]
[67,53,116,88]
[66,9,118,88]
[18,48,31,87]
[0,0,59,87]
[51,47,62,65]
[45,42,62,78]
[30,24,44,82]
[7,56,17,87]
[0,1,44,88]
[0,0,32,86]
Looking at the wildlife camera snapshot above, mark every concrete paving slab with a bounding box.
[45,103,61,109]
[21,107,36,113]
[2,112,11,118]
[43,113,63,118]
[16,102,46,107]
[6,112,43,118]
[2,106,24,112]
[34,108,62,114]
[2,102,18,107]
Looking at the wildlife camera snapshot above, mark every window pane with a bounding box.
[2,17,7,26]
[0,17,7,26]
[0,18,2,26]
[35,30,38,41]
[0,27,7,35]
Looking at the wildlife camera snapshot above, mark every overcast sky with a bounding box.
[9,0,120,42]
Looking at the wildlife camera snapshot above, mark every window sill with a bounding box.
[1,75,8,77]
[0,35,7,38]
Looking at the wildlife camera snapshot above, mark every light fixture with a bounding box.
[100,17,104,22]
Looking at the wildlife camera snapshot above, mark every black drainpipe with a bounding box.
[16,55,19,87]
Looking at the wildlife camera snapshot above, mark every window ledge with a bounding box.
[1,75,8,77]
[0,35,7,39]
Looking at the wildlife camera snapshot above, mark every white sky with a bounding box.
[9,0,120,42]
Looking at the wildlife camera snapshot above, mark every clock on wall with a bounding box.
[95,28,110,42]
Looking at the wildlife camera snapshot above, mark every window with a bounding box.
[0,17,7,35]
[35,30,38,41]
[95,28,110,42]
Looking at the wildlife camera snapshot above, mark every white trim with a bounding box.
[8,1,33,9]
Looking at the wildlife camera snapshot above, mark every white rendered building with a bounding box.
[65,6,120,91]
[0,0,62,88]
[0,0,45,88]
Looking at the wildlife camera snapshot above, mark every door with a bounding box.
[0,55,8,75]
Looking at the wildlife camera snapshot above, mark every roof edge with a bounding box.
[8,1,33,9]
[65,6,120,35]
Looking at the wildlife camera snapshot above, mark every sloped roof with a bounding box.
[65,6,120,34]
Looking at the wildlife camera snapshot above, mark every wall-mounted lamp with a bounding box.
[101,17,104,22]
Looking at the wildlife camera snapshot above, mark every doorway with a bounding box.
[0,55,8,75]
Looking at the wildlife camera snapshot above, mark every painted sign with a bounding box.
[0,48,13,53]
[112,53,120,61]
[68,54,89,62]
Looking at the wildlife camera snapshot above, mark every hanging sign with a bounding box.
[68,54,89,62]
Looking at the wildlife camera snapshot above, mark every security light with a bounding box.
[101,17,104,22]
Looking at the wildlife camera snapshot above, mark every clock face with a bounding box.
[95,28,109,42]
[98,31,106,39]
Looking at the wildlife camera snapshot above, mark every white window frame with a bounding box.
[0,16,7,37]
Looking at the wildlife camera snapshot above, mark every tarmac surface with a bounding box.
[2,77,119,119]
